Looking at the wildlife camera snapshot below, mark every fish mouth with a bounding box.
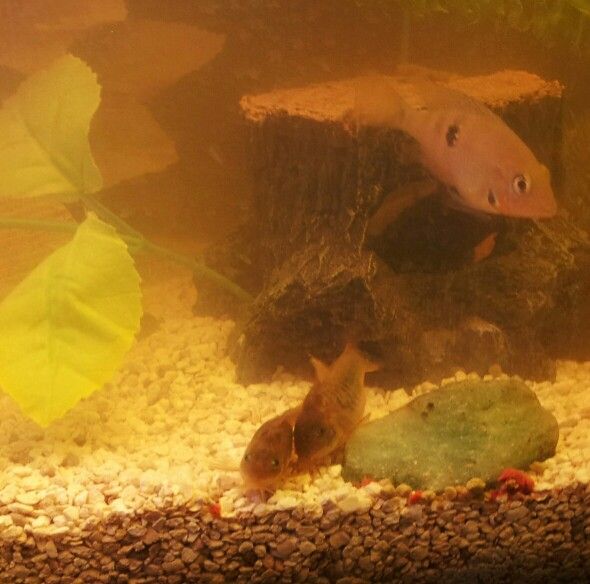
[538,199,558,218]
[526,196,558,219]
[504,191,558,219]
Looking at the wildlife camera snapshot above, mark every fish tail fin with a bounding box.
[351,75,405,129]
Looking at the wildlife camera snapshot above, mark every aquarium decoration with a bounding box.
[342,378,559,491]
[0,214,141,426]
[0,54,102,200]
[0,55,250,426]
[207,70,590,388]
[362,0,590,59]
[0,3,588,581]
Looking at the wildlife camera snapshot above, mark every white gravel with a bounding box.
[0,270,588,540]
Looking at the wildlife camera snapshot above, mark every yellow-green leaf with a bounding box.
[0,54,102,201]
[0,214,142,426]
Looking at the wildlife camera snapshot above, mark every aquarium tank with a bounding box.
[0,0,588,582]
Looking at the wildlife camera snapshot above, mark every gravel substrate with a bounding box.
[0,270,588,582]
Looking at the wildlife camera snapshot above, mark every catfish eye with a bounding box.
[243,453,251,463]
[512,174,529,195]
[270,458,280,469]
[317,426,328,437]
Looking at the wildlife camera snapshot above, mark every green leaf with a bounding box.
[0,54,102,201]
[0,214,142,426]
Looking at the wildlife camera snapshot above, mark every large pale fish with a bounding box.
[294,343,379,469]
[352,76,557,219]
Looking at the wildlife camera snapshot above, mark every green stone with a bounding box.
[342,379,559,492]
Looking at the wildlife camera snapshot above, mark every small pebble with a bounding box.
[466,478,486,496]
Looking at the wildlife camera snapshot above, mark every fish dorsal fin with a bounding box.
[311,344,380,386]
[340,343,380,374]
[406,79,496,120]
[352,75,406,128]
[310,356,330,383]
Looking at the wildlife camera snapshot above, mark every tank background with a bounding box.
[71,0,590,240]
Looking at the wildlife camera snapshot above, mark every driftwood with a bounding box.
[196,69,590,387]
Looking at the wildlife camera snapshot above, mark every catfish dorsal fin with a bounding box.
[339,342,380,374]
[310,356,330,383]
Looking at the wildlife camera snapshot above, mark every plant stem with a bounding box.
[139,239,253,303]
[0,217,254,303]
[0,218,77,234]
[79,192,144,240]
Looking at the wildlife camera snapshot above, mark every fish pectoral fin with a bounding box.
[367,178,437,237]
[472,232,498,263]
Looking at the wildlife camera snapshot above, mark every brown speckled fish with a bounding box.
[352,76,557,219]
[294,344,379,470]
[240,406,300,491]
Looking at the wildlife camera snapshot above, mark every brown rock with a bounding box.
[203,559,220,572]
[45,540,58,559]
[127,525,146,538]
[143,528,160,545]
[358,555,374,573]
[297,525,318,538]
[162,558,184,574]
[273,538,298,559]
[239,541,254,554]
[329,530,351,549]
[181,547,199,564]
[299,541,316,556]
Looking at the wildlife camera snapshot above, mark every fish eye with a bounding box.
[243,454,251,463]
[270,458,280,469]
[512,174,529,195]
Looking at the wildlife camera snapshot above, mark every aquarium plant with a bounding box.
[357,0,590,64]
[0,55,251,427]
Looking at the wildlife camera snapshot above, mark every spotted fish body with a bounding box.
[294,344,379,469]
[240,406,300,491]
[353,76,557,219]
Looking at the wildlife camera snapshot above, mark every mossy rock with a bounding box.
[342,379,559,492]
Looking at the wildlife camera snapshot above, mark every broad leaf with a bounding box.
[90,92,177,188]
[0,54,102,201]
[79,20,225,99]
[0,214,142,426]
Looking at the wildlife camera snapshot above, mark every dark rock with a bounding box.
[342,378,559,491]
